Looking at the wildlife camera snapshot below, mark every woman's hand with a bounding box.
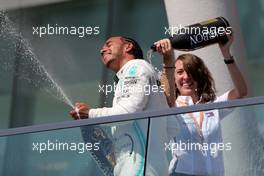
[154,39,174,58]
[219,34,234,58]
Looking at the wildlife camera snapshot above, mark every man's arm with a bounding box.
[89,62,152,118]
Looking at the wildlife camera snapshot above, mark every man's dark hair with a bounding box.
[122,37,144,59]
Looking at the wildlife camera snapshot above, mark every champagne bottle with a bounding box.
[151,17,232,51]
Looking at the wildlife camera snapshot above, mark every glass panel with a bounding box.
[146,103,264,175]
[0,119,148,176]
[1,101,264,175]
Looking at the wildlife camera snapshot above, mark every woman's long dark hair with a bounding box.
[176,54,216,103]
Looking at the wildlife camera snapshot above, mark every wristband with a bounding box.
[224,56,235,64]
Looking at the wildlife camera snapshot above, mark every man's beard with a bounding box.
[106,59,115,68]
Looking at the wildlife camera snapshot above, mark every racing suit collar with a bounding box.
[113,74,119,84]
[116,59,138,78]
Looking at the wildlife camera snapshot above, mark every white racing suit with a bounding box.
[88,59,169,176]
